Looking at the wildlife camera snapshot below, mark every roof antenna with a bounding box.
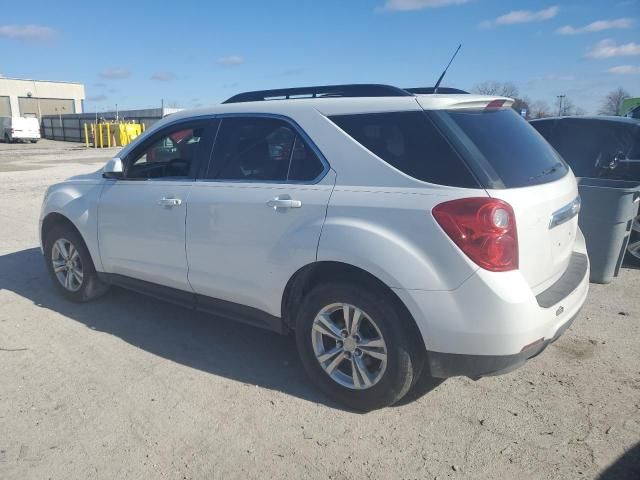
[433,44,462,94]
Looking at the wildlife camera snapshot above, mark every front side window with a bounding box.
[126,125,205,179]
[206,117,324,182]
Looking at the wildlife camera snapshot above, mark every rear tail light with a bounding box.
[432,197,518,272]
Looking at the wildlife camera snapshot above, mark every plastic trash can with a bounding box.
[577,178,640,284]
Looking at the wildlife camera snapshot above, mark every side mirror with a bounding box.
[103,157,124,179]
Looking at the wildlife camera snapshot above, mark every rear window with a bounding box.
[329,111,479,188]
[439,109,568,188]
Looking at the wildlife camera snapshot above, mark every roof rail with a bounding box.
[223,84,413,104]
[404,87,469,95]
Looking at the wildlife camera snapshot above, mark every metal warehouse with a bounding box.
[0,77,85,119]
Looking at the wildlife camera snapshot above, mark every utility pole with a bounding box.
[557,95,566,116]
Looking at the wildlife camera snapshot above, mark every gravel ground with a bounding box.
[1,140,638,480]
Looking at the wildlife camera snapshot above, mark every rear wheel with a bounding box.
[296,282,423,411]
[44,224,109,302]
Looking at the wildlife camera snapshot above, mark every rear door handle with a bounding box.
[266,196,302,209]
[158,197,182,207]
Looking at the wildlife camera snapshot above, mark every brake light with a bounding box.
[432,198,518,272]
[485,99,506,110]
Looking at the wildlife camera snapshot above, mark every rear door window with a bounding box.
[437,108,568,188]
[329,111,479,188]
[206,117,325,182]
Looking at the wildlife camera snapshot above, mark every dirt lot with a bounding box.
[0,139,638,480]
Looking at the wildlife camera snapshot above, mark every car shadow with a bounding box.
[0,248,442,411]
[598,441,640,480]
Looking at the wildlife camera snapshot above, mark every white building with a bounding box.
[0,77,85,119]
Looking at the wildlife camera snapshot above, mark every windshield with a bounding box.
[435,108,568,188]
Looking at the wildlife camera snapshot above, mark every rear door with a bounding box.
[186,116,334,317]
[430,106,579,292]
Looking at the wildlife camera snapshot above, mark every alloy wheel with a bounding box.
[51,238,84,292]
[311,303,388,390]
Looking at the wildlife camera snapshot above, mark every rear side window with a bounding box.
[440,109,568,188]
[206,117,325,182]
[329,111,479,188]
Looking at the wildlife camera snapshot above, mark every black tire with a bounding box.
[44,224,109,302]
[31,140,38,144]
[295,282,424,411]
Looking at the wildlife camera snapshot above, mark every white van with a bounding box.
[0,116,41,143]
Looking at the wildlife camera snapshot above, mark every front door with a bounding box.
[98,119,217,291]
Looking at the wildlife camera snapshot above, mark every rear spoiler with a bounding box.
[414,95,514,111]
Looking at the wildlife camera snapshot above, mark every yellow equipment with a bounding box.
[85,121,144,148]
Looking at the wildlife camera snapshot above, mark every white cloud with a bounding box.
[0,24,56,41]
[481,6,558,28]
[380,0,471,11]
[557,18,633,35]
[586,39,640,59]
[217,55,244,66]
[99,68,130,79]
[607,65,640,74]
[151,71,175,81]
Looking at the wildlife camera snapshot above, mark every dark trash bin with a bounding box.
[577,178,640,284]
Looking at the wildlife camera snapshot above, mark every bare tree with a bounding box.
[598,87,630,116]
[555,96,585,116]
[512,96,531,116]
[529,100,553,119]
[472,81,520,98]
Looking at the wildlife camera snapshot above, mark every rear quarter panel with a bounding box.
[318,186,482,291]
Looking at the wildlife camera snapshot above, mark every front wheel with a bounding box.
[296,283,424,411]
[44,224,109,302]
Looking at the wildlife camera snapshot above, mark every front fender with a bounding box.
[40,181,104,271]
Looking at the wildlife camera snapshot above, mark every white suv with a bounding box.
[40,84,589,411]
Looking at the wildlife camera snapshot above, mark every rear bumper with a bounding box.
[425,308,579,378]
[393,244,590,378]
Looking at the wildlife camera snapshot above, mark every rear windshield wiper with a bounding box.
[529,162,562,181]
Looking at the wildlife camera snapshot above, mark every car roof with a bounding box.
[162,93,511,121]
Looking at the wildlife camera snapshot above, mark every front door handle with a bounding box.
[266,196,302,209]
[158,197,182,207]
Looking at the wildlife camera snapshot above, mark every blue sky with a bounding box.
[1,0,638,114]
